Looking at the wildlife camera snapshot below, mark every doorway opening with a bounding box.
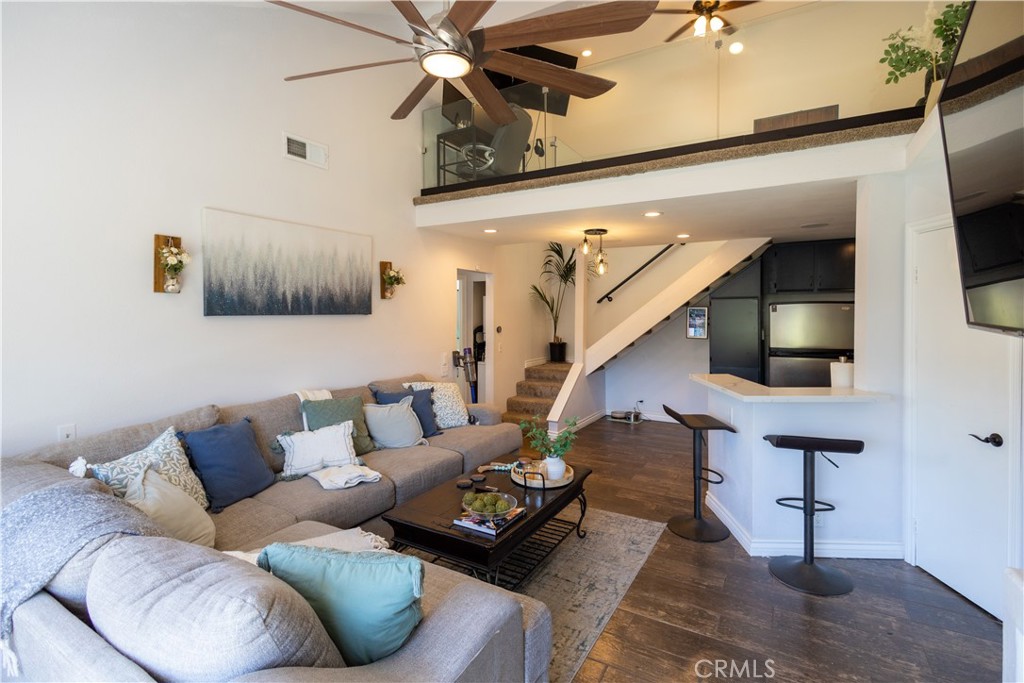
[456,269,494,404]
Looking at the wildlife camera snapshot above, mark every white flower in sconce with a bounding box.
[382,268,406,287]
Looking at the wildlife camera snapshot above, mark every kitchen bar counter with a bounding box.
[690,373,902,561]
[691,373,890,403]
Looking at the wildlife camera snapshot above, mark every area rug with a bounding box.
[519,508,664,682]
[407,507,664,682]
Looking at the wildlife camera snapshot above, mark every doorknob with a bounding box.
[969,433,1004,447]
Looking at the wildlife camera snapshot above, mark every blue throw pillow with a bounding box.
[178,418,275,512]
[257,544,423,666]
[375,388,440,437]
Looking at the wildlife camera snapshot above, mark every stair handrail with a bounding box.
[596,243,682,304]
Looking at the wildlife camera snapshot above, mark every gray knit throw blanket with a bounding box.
[1,478,162,675]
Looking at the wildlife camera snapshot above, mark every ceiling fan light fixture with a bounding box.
[693,14,708,37]
[419,50,472,79]
[709,15,724,32]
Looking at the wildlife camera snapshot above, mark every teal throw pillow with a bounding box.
[257,543,423,666]
[302,397,375,456]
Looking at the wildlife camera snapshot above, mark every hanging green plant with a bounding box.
[879,2,969,84]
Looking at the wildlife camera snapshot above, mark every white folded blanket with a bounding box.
[308,464,382,490]
[224,527,390,564]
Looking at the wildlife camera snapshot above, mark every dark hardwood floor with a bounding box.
[545,418,1002,683]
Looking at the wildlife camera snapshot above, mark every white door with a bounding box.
[912,226,1014,618]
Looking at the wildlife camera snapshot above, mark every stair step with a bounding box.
[506,395,555,415]
[524,362,572,382]
[516,379,563,398]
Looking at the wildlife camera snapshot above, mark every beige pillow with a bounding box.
[125,467,216,547]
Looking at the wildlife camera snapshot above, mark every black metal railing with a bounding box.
[597,244,682,304]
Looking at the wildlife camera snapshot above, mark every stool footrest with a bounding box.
[775,496,836,513]
[700,468,724,485]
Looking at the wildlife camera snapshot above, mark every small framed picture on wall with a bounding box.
[686,306,708,339]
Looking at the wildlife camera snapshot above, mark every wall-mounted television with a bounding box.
[938,1,1024,336]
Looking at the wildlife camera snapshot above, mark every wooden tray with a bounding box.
[511,463,575,489]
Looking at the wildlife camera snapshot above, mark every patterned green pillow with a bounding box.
[90,427,208,509]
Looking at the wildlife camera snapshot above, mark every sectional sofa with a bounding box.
[1,374,553,682]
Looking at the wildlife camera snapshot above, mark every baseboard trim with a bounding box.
[706,493,904,559]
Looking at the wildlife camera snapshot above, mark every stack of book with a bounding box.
[453,507,526,536]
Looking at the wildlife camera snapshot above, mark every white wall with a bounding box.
[0,2,502,454]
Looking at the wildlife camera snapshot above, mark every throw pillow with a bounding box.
[88,536,345,680]
[178,418,275,513]
[363,397,425,449]
[404,381,469,429]
[124,466,216,547]
[89,426,208,509]
[375,387,440,437]
[276,422,358,478]
[302,397,375,456]
[257,543,423,666]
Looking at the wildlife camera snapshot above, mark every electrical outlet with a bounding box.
[57,423,76,442]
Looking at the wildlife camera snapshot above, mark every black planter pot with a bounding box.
[549,342,567,363]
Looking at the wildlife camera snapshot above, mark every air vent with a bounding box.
[283,132,328,169]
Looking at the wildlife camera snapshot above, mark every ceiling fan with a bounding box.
[655,1,757,42]
[270,1,658,125]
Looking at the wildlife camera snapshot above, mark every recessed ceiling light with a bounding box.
[483,229,498,233]
[581,49,593,57]
[677,233,690,239]
[728,42,744,55]
[643,211,662,218]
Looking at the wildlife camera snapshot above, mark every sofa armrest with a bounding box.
[12,592,156,682]
[467,403,505,426]
[234,581,525,683]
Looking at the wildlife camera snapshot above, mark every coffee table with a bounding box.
[383,461,592,590]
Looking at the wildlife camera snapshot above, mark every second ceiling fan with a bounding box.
[656,0,758,42]
[271,1,659,125]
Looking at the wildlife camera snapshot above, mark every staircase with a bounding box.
[501,362,572,426]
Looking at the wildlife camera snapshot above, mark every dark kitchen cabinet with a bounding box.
[764,239,855,293]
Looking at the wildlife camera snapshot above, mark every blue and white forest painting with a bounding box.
[202,208,372,316]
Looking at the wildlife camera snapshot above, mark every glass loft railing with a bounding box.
[421,1,1022,192]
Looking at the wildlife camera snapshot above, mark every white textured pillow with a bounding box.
[276,422,358,477]
[404,381,469,429]
[124,467,216,547]
[363,396,426,448]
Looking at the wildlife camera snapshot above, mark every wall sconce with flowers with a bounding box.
[154,235,191,293]
[380,261,406,299]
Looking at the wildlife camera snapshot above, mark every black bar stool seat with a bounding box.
[664,405,736,543]
[764,433,864,597]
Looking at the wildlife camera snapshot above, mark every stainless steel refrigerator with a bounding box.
[767,302,854,387]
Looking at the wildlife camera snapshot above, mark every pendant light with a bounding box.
[584,228,608,275]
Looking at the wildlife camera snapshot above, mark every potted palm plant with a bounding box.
[530,242,576,363]
[520,416,578,480]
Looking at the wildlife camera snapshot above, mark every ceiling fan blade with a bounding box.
[267,1,412,45]
[718,1,758,11]
[474,1,658,52]
[390,1,430,31]
[391,74,438,120]
[482,51,615,99]
[285,58,416,82]
[446,1,496,37]
[653,8,697,14]
[717,16,734,28]
[460,69,517,125]
[665,18,697,42]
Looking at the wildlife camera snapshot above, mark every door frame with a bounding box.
[904,214,1024,575]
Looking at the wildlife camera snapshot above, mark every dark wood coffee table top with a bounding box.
[383,461,592,576]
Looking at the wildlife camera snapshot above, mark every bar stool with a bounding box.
[763,434,864,596]
[664,405,736,542]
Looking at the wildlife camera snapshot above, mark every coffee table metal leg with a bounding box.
[575,492,588,538]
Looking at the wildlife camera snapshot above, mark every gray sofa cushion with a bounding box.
[238,520,344,551]
[421,563,551,683]
[367,374,428,396]
[1,460,80,508]
[11,405,220,469]
[87,536,345,680]
[46,532,132,621]
[361,446,463,505]
[219,395,304,474]
[254,476,396,530]
[427,423,523,473]
[209,497,299,551]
